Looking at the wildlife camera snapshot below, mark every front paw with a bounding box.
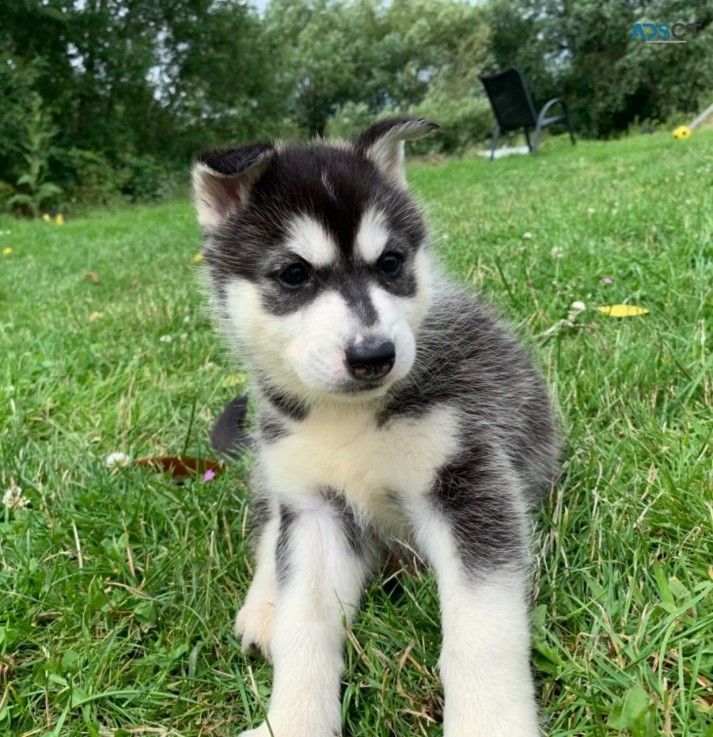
[234,598,275,659]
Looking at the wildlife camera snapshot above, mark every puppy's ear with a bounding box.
[354,117,439,188]
[192,143,274,230]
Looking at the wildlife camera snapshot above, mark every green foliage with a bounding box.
[115,154,170,204]
[0,0,282,212]
[61,149,124,208]
[165,0,290,151]
[327,101,379,139]
[0,53,40,162]
[408,92,493,153]
[6,95,62,217]
[265,0,490,137]
[0,180,15,213]
[1,0,713,209]
[608,684,657,736]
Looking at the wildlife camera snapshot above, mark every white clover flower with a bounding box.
[105,452,132,469]
[159,335,173,343]
[569,300,587,314]
[523,232,533,240]
[550,247,563,259]
[3,481,29,511]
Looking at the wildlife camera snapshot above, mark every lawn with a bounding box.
[1,131,712,737]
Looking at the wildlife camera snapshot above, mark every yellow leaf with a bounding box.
[596,304,649,317]
[193,253,203,262]
[42,213,51,222]
[55,213,64,225]
[2,247,12,256]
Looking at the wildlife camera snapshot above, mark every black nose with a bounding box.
[345,339,395,381]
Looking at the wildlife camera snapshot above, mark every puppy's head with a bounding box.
[193,117,438,403]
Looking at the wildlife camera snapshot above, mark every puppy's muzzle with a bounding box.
[345,339,395,381]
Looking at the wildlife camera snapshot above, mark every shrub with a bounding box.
[0,180,16,213]
[408,93,493,154]
[116,154,166,204]
[7,95,62,216]
[325,102,379,140]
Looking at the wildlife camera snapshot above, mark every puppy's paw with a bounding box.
[234,598,275,659]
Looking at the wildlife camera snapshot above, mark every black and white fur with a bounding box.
[192,117,559,737]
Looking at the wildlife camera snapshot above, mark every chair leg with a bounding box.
[532,122,542,155]
[524,129,532,153]
[489,125,500,162]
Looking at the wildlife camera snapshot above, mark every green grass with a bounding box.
[1,131,712,737]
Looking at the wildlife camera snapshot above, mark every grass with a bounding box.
[1,130,712,737]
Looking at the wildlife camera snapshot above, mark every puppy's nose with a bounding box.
[346,339,395,381]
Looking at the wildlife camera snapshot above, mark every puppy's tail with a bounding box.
[211,394,254,460]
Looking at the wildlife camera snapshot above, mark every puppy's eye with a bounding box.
[278,262,311,288]
[377,252,403,276]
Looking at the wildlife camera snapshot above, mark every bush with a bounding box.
[408,93,493,154]
[6,94,62,217]
[325,102,379,140]
[54,150,177,210]
[0,180,16,213]
[326,95,494,155]
[116,153,167,204]
[60,149,122,208]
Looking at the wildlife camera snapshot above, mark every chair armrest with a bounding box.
[537,98,569,126]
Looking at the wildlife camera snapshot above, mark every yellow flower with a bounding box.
[42,213,51,222]
[2,247,12,256]
[672,126,692,140]
[55,213,64,225]
[596,304,649,317]
[193,253,203,262]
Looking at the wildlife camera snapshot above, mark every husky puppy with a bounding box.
[192,117,559,737]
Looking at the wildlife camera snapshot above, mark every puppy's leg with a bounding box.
[240,496,371,737]
[410,461,540,737]
[235,499,279,658]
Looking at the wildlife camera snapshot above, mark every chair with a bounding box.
[479,67,575,161]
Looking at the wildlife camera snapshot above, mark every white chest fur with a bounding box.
[258,403,461,525]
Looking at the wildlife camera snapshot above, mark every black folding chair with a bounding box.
[479,67,575,161]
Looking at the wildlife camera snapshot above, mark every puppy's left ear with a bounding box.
[354,117,439,188]
[192,143,274,230]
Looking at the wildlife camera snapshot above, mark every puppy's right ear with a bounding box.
[192,143,274,230]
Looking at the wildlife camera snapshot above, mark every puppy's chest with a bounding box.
[259,404,460,514]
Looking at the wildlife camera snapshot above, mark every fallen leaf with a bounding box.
[135,455,224,480]
[85,271,101,284]
[596,304,649,317]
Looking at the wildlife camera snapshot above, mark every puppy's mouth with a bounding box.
[335,379,387,394]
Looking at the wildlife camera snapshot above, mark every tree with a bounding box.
[0,0,285,208]
[264,0,490,137]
